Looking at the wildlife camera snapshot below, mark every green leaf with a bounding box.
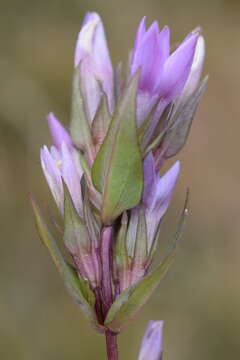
[30,196,98,327]
[105,191,190,332]
[165,77,208,158]
[104,252,174,332]
[92,73,143,224]
[64,185,90,253]
[70,64,92,152]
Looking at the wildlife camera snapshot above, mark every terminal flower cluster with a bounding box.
[32,12,206,359]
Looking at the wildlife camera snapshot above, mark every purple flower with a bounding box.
[143,153,180,249]
[131,17,198,126]
[35,12,206,335]
[74,12,114,121]
[138,321,164,360]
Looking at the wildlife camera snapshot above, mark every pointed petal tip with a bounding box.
[138,320,164,360]
[74,13,102,67]
[46,112,72,149]
[168,160,181,182]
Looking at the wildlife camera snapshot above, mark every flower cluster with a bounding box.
[34,11,206,340]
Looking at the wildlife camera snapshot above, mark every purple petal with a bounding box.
[47,112,72,150]
[146,161,180,247]
[40,146,64,214]
[61,142,82,216]
[132,21,164,93]
[138,321,164,360]
[134,17,147,50]
[158,26,170,61]
[157,33,198,102]
[143,152,157,205]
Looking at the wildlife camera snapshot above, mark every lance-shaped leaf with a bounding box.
[30,196,98,327]
[104,191,190,332]
[92,73,143,224]
[70,64,93,152]
[164,76,208,158]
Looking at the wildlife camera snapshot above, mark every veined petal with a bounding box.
[157,33,198,102]
[61,142,82,216]
[47,112,72,150]
[40,146,64,214]
[180,35,205,101]
[138,321,164,360]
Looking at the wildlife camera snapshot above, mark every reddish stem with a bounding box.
[100,226,114,313]
[100,227,119,360]
[105,331,118,360]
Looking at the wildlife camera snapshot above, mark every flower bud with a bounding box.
[74,12,114,121]
[40,142,82,216]
[138,321,164,360]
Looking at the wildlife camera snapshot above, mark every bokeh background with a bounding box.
[0,0,240,359]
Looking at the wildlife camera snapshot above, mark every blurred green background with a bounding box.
[0,0,240,359]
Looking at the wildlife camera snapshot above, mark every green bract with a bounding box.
[92,73,143,225]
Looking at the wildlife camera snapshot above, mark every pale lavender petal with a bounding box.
[82,11,96,26]
[146,161,180,246]
[40,146,64,214]
[138,321,164,360]
[74,12,100,67]
[47,112,72,150]
[74,12,114,118]
[61,142,82,216]
[136,92,158,126]
[143,152,157,205]
[157,33,198,102]
[179,35,205,101]
[80,58,101,121]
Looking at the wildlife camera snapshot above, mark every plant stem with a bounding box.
[105,331,118,360]
[100,226,114,313]
[100,227,119,359]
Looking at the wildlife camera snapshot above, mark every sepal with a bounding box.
[91,92,112,150]
[164,76,208,158]
[104,190,190,332]
[104,251,174,332]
